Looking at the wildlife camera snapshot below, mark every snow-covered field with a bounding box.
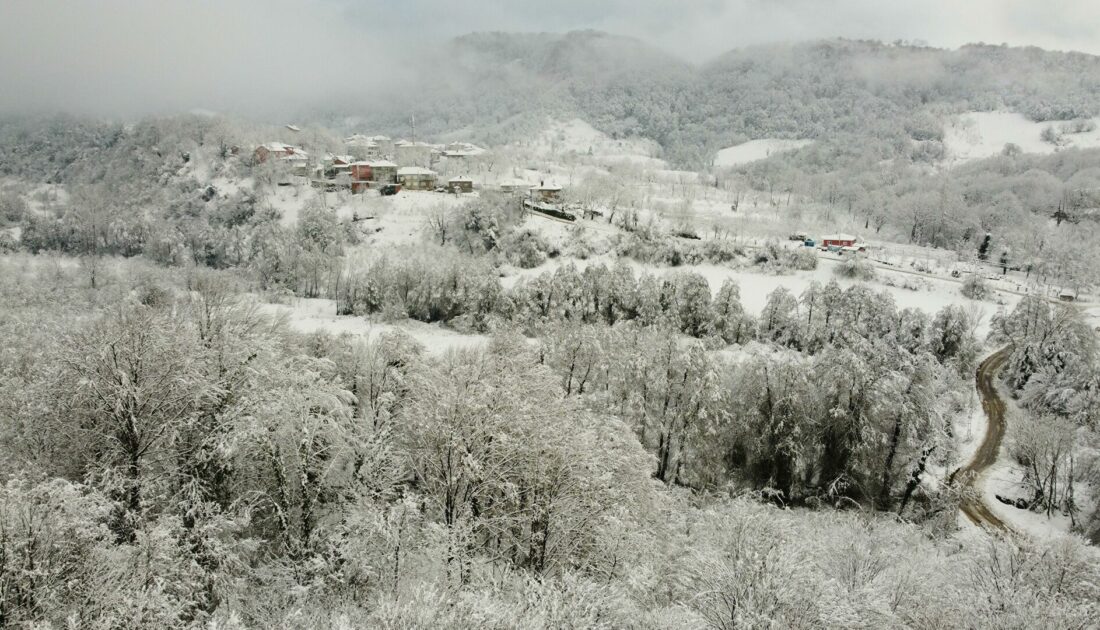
[521,118,663,166]
[943,111,1100,163]
[714,139,813,168]
[258,297,488,355]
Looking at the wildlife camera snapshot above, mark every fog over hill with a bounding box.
[331,32,1100,166]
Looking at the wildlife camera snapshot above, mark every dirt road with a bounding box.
[954,346,1013,532]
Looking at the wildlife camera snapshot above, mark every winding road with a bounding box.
[954,346,1013,532]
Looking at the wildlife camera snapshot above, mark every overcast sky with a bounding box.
[1,0,1098,117]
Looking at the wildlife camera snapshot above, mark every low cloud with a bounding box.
[1,0,1096,117]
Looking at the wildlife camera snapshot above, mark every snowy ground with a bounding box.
[519,118,663,165]
[258,297,488,355]
[714,139,813,168]
[943,111,1100,163]
[982,458,1078,540]
[962,372,1092,541]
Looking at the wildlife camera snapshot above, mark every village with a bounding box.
[250,129,895,262]
[254,135,483,194]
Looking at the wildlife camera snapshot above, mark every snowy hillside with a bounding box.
[520,118,663,166]
[714,139,814,168]
[944,111,1100,162]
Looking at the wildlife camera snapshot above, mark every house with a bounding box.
[442,142,486,158]
[345,134,393,160]
[447,176,474,193]
[821,233,858,250]
[254,142,306,164]
[394,141,438,167]
[316,154,354,180]
[397,166,438,190]
[349,160,399,193]
[532,182,563,204]
[1058,288,1077,302]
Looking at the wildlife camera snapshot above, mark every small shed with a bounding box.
[1058,288,1077,302]
[397,166,438,191]
[447,176,474,193]
[821,234,857,249]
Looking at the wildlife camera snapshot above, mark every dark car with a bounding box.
[379,184,401,196]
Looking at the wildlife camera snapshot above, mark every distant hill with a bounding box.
[330,32,1100,169]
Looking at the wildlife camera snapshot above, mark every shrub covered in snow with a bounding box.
[751,240,818,273]
[614,232,743,267]
[834,255,876,280]
[960,274,992,300]
[499,228,555,269]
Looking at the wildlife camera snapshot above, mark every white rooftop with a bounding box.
[261,142,297,152]
[398,166,436,176]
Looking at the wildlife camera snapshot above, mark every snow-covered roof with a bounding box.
[449,176,473,182]
[260,142,296,152]
[822,233,857,241]
[285,124,301,132]
[345,134,391,146]
[535,183,562,191]
[398,166,436,176]
[443,142,486,157]
[349,161,398,169]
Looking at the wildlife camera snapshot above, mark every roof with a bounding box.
[443,142,486,156]
[449,176,473,182]
[535,183,562,191]
[822,234,857,241]
[398,166,437,176]
[350,160,396,167]
[260,142,296,152]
